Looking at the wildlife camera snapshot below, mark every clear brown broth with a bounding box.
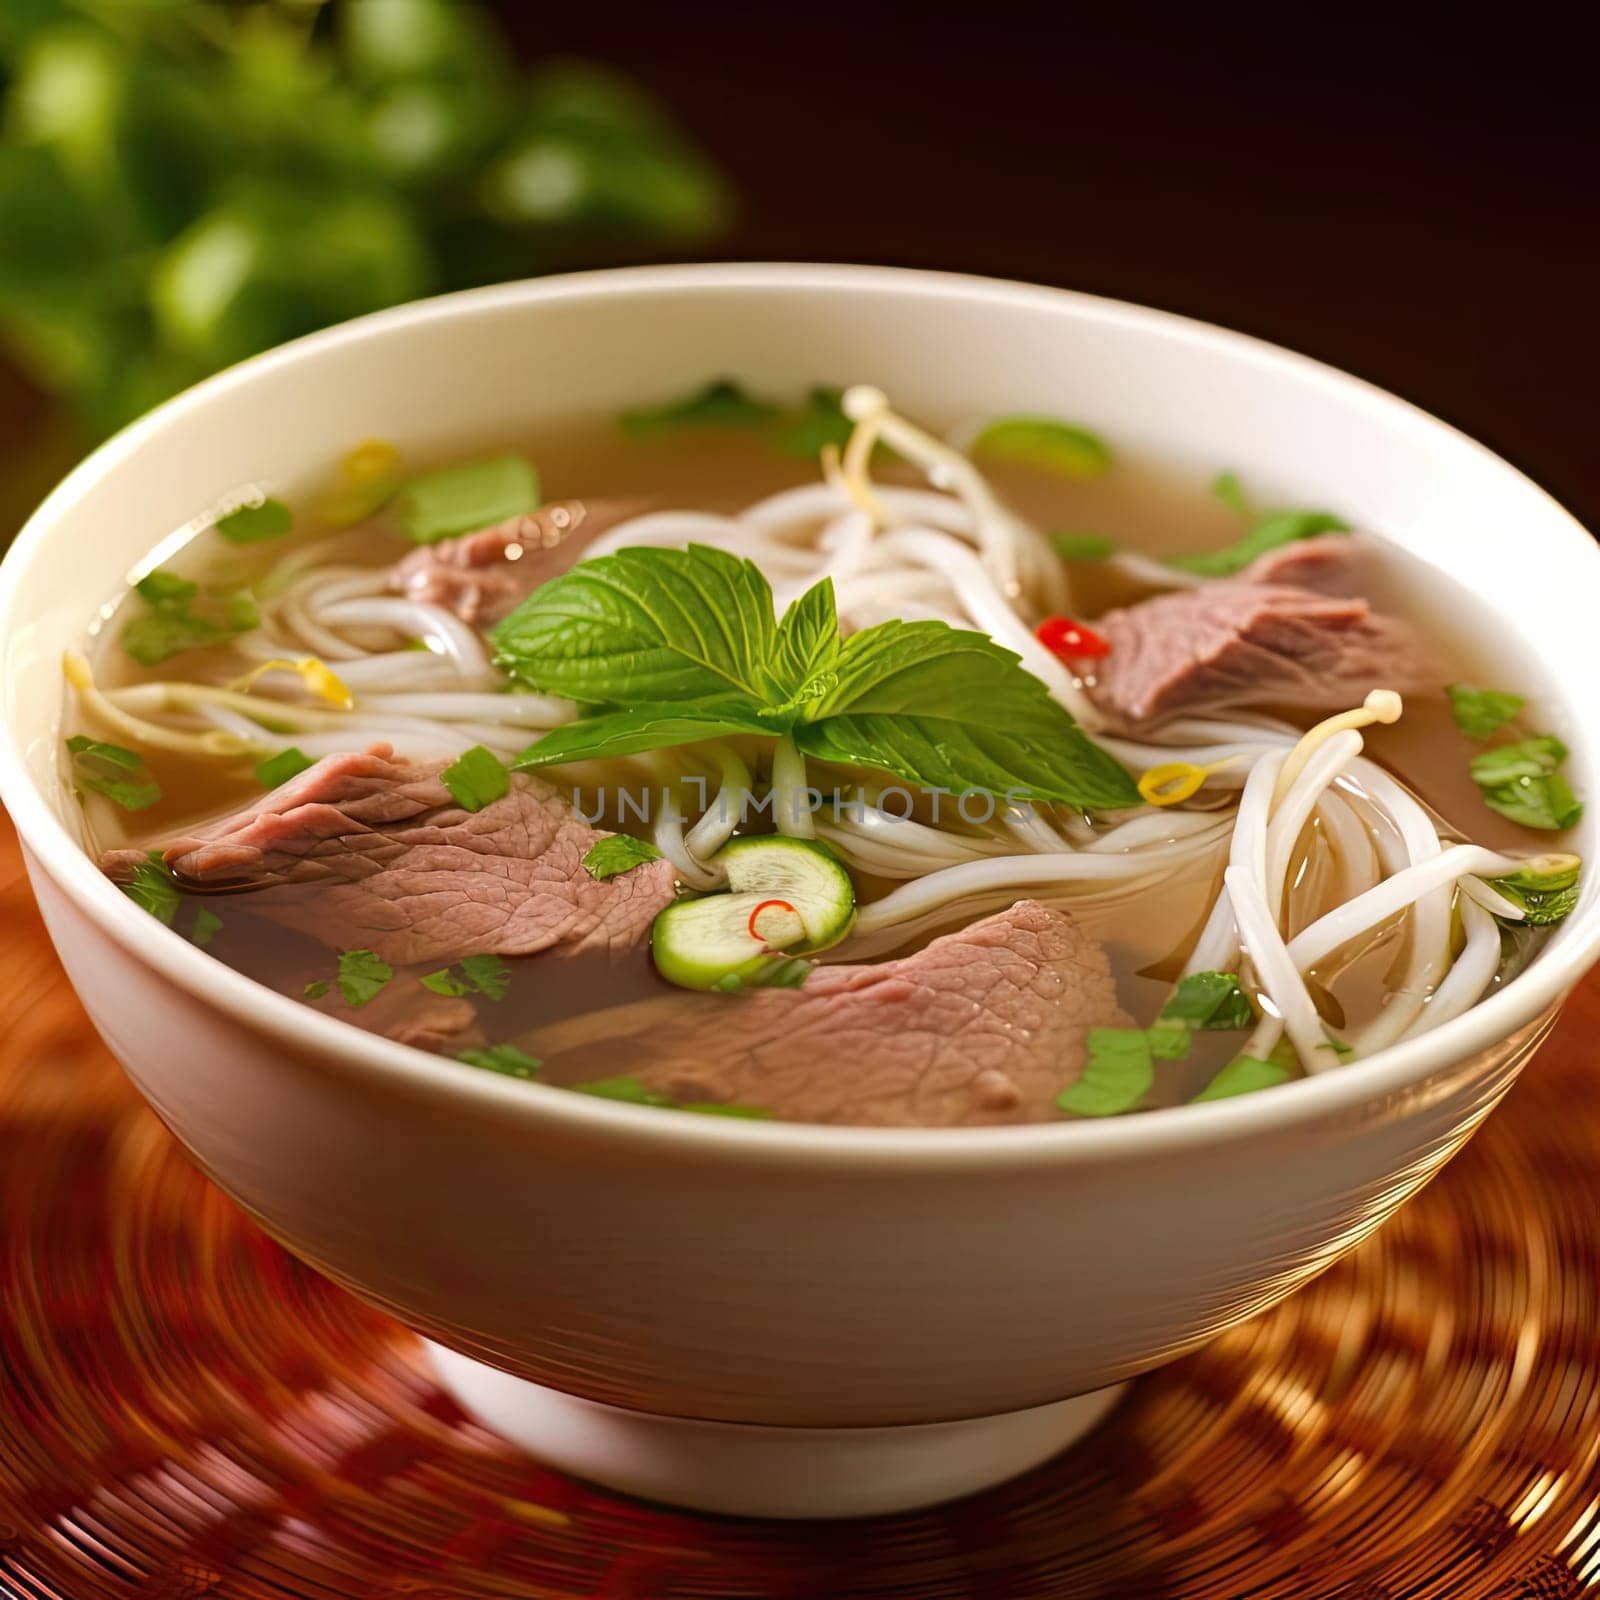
[79,413,1568,1115]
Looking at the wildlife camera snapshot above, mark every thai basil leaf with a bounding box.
[494,543,779,704]
[515,701,779,770]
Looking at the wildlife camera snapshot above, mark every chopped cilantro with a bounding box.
[971,416,1112,479]
[456,1043,541,1079]
[1160,971,1254,1032]
[573,1074,672,1105]
[1447,683,1525,740]
[121,568,258,666]
[135,570,198,608]
[459,953,510,1000]
[215,497,293,544]
[621,380,780,437]
[1193,1055,1292,1102]
[394,456,539,544]
[1167,510,1348,579]
[1049,532,1117,561]
[254,747,315,788]
[1469,736,1583,831]
[336,949,393,1007]
[440,745,509,813]
[1146,1021,1191,1060]
[1210,470,1251,515]
[303,980,331,999]
[188,907,223,948]
[581,834,663,881]
[123,851,180,925]
[421,953,512,999]
[65,735,161,811]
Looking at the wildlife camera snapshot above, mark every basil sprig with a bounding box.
[494,544,1139,809]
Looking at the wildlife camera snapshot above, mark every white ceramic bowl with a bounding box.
[3,266,1598,1518]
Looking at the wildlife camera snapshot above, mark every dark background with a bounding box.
[510,4,1598,528]
[1,6,1592,534]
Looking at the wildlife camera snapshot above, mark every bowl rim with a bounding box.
[2,260,1596,1169]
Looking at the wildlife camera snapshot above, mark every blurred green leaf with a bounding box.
[152,185,429,367]
[342,0,504,86]
[0,2,728,439]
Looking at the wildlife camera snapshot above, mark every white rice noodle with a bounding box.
[875,527,1102,726]
[850,833,1225,940]
[318,597,497,685]
[1403,894,1502,1036]
[1336,762,1454,1051]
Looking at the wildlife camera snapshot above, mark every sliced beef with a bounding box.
[1087,580,1434,725]
[388,498,634,625]
[1241,533,1377,596]
[103,744,677,967]
[545,901,1133,1128]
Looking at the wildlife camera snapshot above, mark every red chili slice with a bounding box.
[748,899,798,940]
[1035,615,1111,659]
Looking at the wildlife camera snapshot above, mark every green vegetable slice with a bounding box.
[582,835,664,880]
[651,835,855,991]
[394,455,539,543]
[1056,1028,1153,1117]
[66,735,161,811]
[1447,683,1525,740]
[215,497,293,544]
[189,907,223,948]
[440,744,509,813]
[971,416,1111,479]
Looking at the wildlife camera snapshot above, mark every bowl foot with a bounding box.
[425,1341,1125,1518]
